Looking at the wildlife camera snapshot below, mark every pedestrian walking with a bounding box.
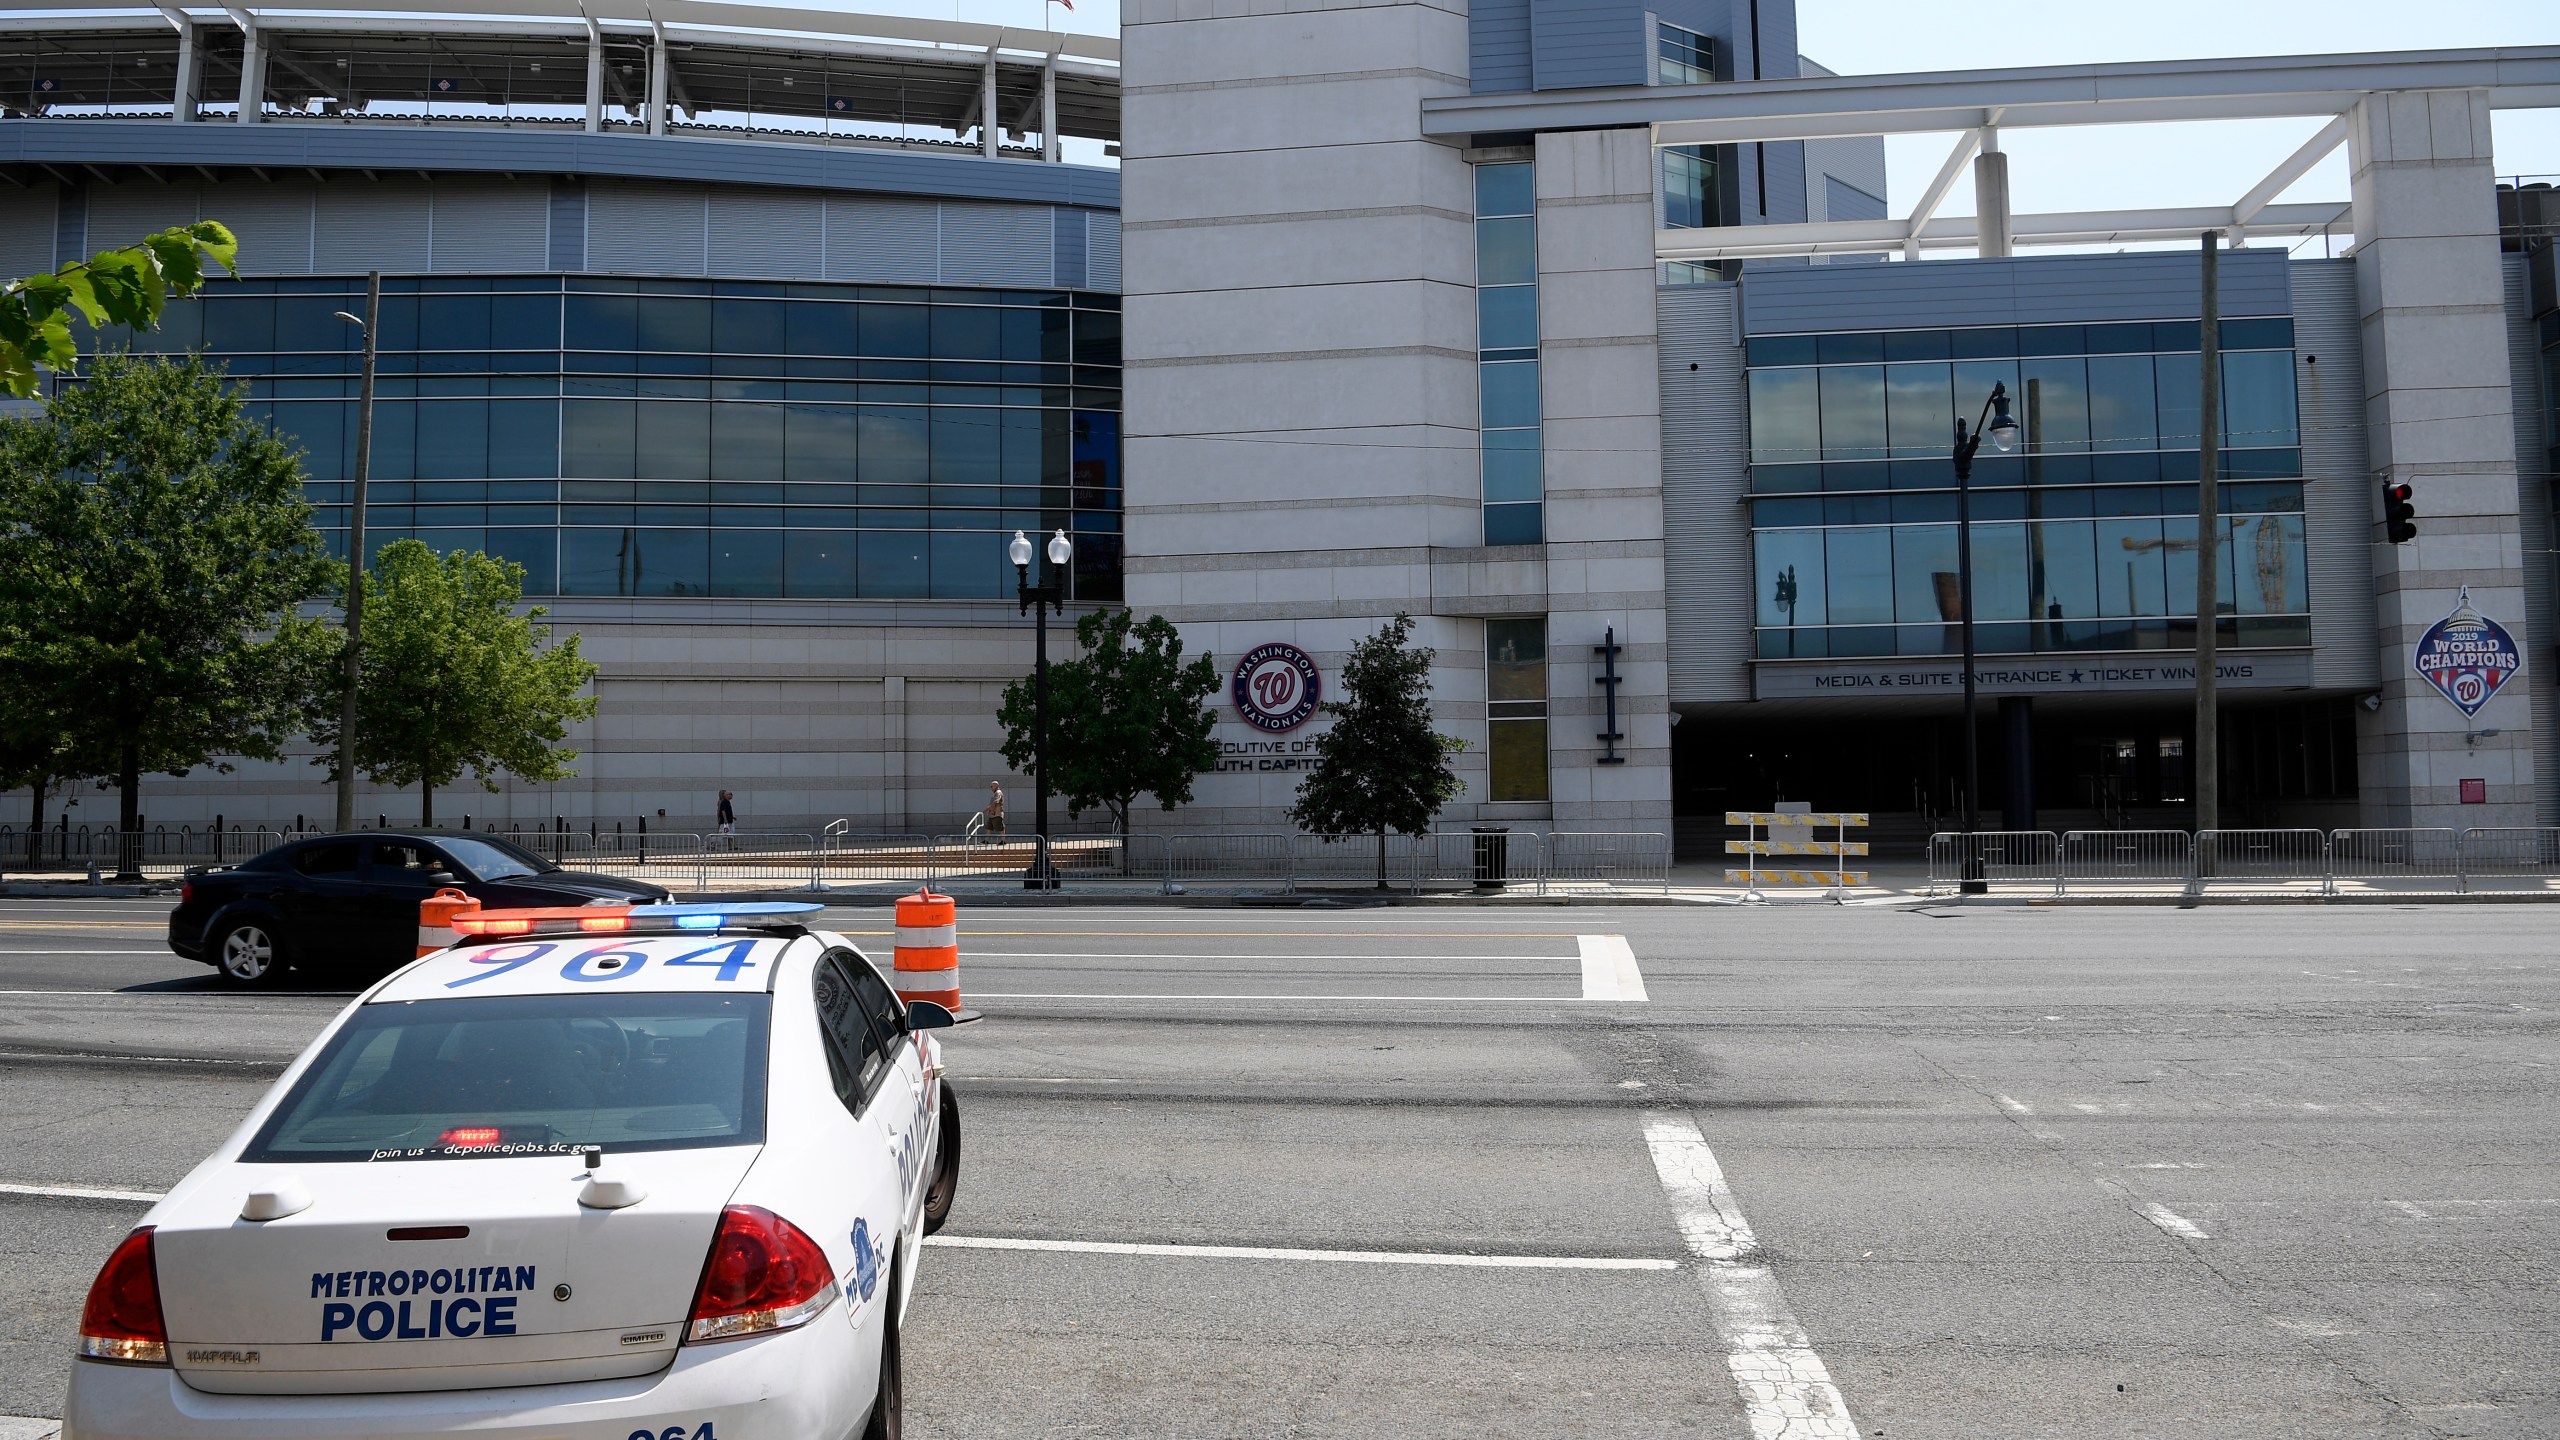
[984,781,1006,838]
[716,789,736,838]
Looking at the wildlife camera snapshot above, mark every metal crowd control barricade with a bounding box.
[812,830,936,893]
[693,832,819,892]
[2193,829,2330,898]
[929,833,1046,890]
[1924,831,2060,897]
[1292,833,1422,893]
[2456,827,2560,894]
[1726,812,1867,902]
[2058,829,2193,897]
[1165,833,1296,894]
[1544,832,1670,896]
[2328,828,2463,898]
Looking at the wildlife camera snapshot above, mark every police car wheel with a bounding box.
[921,1089,959,1236]
[860,1261,902,1440]
[215,922,284,986]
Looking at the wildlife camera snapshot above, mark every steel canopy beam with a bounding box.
[1656,201,2353,261]
[1415,45,2560,143]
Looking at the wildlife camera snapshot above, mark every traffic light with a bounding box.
[2382,482,2417,544]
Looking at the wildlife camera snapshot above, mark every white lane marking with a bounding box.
[967,992,1578,1002]
[965,952,1575,962]
[1642,1112,1859,1440]
[1577,935,1649,1002]
[926,1235,1675,1271]
[2141,1203,2210,1241]
[0,1413,63,1440]
[0,1181,166,1202]
[0,950,176,955]
[1993,1093,2032,1114]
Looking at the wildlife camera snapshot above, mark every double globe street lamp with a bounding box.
[1951,382,2021,894]
[1009,527,1074,890]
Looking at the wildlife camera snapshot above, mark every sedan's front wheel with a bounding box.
[214,922,285,987]
[859,1261,902,1440]
[921,1088,960,1236]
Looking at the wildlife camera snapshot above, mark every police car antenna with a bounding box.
[583,1146,602,1171]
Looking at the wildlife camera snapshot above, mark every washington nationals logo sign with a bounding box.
[2412,585,2522,719]
[1231,642,1322,733]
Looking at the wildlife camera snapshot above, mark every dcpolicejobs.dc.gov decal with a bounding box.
[2413,586,2523,719]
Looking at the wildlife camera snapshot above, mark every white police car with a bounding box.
[66,902,963,1440]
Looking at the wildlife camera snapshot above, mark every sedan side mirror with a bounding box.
[903,1000,958,1030]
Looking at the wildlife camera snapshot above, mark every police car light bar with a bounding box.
[449,901,826,938]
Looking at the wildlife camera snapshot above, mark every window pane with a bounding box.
[2222,350,2298,448]
[861,304,928,359]
[1480,361,1540,429]
[1892,524,1958,624]
[560,526,636,595]
[1477,217,1536,286]
[2154,352,2202,450]
[414,399,488,480]
[712,402,785,483]
[1748,368,1820,465]
[2230,513,2308,614]
[635,402,710,480]
[858,407,929,486]
[2096,518,2166,617]
[1825,527,1894,625]
[1474,162,1533,219]
[706,529,783,598]
[1970,522,2030,621]
[566,293,637,352]
[784,529,858,598]
[371,400,416,482]
[484,528,555,596]
[635,296,710,353]
[2021,358,2088,454]
[715,299,787,356]
[788,301,859,358]
[488,400,559,478]
[2031,520,2098,626]
[932,305,1001,361]
[2085,354,2156,453]
[420,296,491,351]
[931,407,1000,485]
[785,404,857,484]
[1487,719,1549,802]
[1483,501,1543,546]
[1818,365,1886,461]
[1486,618,1546,700]
[1884,362,1951,459]
[858,531,928,598]
[1478,286,1538,351]
[1482,430,1542,503]
[562,399,636,479]
[1664,147,1717,229]
[1755,529,1826,627]
[492,294,560,351]
[2162,516,2198,615]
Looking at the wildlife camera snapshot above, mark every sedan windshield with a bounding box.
[439,835,560,881]
[244,993,768,1163]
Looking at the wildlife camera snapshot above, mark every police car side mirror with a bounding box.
[903,1000,957,1031]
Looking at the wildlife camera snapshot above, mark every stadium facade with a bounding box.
[5,0,2559,851]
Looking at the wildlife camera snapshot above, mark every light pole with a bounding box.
[1951,382,2021,894]
[1010,527,1073,890]
[331,270,380,834]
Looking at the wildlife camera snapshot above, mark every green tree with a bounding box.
[0,223,236,398]
[309,540,599,826]
[0,353,337,878]
[996,610,1221,842]
[1288,613,1466,887]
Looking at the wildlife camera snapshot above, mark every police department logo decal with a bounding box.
[2412,586,2522,719]
[1231,643,1321,733]
[852,1218,880,1301]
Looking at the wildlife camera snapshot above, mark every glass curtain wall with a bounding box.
[1743,319,2308,658]
[80,276,1123,602]
[1657,24,1712,85]
[1475,161,1543,546]
[1486,617,1550,802]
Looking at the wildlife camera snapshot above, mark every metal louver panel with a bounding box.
[587,182,709,277]
[315,183,430,273]
[2292,260,2378,692]
[548,181,585,272]
[1658,282,1751,703]
[84,183,204,258]
[0,183,56,281]
[937,202,1049,288]
[216,182,315,275]
[823,197,936,284]
[2504,253,2559,826]
[429,180,549,273]
[1086,212,1120,293]
[1051,208,1088,292]
[709,190,824,280]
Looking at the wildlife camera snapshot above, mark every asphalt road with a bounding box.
[1,896,2555,1438]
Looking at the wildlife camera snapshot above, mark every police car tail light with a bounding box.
[78,1226,168,1365]
[684,1205,838,1344]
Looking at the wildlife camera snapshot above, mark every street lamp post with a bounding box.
[1951,382,2021,894]
[330,270,380,834]
[1010,528,1073,890]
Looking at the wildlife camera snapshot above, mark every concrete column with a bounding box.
[647,27,667,136]
[979,50,999,158]
[2348,88,2536,826]
[883,676,908,831]
[1973,132,2011,258]
[1040,50,1058,163]
[583,23,603,133]
[235,18,261,124]
[170,22,197,122]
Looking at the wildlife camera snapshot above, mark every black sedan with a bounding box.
[171,832,672,985]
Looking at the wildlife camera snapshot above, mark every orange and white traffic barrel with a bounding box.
[892,888,963,1012]
[417,888,481,957]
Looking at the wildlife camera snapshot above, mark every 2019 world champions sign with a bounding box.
[2412,586,2522,719]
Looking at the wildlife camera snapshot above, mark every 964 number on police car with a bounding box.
[629,1425,718,1440]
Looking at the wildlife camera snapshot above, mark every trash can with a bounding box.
[1471,826,1510,892]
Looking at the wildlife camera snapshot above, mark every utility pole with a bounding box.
[333,271,380,833]
[2194,232,2222,841]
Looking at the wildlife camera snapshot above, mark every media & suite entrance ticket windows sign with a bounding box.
[1752,652,2314,699]
[2412,586,2522,719]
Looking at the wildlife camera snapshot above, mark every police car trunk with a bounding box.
[151,930,789,1395]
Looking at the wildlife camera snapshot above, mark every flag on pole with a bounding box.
[1050,0,1072,11]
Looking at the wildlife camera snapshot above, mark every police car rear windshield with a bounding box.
[243,993,768,1163]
